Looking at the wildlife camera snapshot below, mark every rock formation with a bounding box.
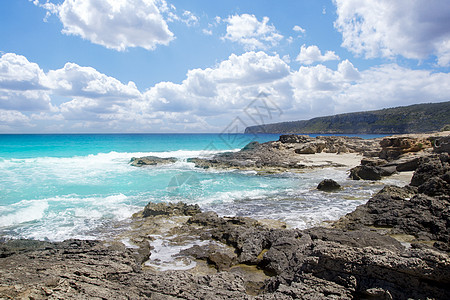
[188,135,380,172]
[349,133,449,181]
[130,156,177,167]
[317,179,341,191]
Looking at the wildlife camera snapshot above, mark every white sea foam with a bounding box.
[203,189,280,204]
[0,199,49,227]
[0,194,142,241]
[0,148,238,169]
[145,235,213,271]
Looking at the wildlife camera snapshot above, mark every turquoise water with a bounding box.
[0,133,398,241]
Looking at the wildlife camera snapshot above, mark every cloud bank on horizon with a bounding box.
[1,0,449,133]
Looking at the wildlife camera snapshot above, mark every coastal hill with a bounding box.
[245,101,450,134]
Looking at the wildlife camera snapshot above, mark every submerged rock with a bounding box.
[317,179,341,191]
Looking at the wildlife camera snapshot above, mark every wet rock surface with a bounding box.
[133,201,201,218]
[130,155,177,166]
[317,179,341,191]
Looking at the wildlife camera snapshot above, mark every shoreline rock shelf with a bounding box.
[1,132,449,299]
[130,155,177,167]
[187,135,381,173]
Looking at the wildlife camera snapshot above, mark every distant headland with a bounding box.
[245,101,450,134]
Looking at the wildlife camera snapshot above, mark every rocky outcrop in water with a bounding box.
[132,201,201,218]
[130,155,177,166]
[188,135,380,172]
[317,179,341,191]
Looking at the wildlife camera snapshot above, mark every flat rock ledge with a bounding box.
[1,151,449,299]
[188,135,380,173]
[130,155,177,167]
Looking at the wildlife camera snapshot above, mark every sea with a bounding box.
[0,133,407,242]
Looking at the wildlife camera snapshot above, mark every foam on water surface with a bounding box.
[144,235,213,271]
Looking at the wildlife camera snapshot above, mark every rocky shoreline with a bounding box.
[187,135,381,173]
[1,132,449,299]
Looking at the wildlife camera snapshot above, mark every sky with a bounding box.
[0,0,450,133]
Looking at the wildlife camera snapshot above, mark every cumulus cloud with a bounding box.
[223,14,283,50]
[0,53,50,90]
[143,51,292,116]
[334,0,450,66]
[296,45,340,65]
[47,63,141,100]
[1,51,450,133]
[333,64,450,111]
[0,53,53,111]
[0,109,32,128]
[35,0,174,51]
[290,61,450,119]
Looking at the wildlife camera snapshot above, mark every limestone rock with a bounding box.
[379,137,432,160]
[431,135,450,154]
[133,201,201,218]
[130,156,177,167]
[360,157,388,166]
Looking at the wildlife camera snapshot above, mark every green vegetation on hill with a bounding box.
[245,101,450,134]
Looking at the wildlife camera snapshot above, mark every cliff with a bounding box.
[245,101,450,134]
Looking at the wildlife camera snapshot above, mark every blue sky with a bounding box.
[1,0,449,133]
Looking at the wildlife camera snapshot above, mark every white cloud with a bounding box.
[223,14,283,50]
[0,53,49,90]
[143,51,292,116]
[181,10,199,26]
[37,0,174,51]
[202,29,213,36]
[334,0,450,66]
[296,45,340,65]
[0,109,32,128]
[337,59,360,81]
[0,53,53,111]
[293,25,305,34]
[290,61,450,118]
[1,52,450,133]
[47,63,141,100]
[334,64,450,111]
